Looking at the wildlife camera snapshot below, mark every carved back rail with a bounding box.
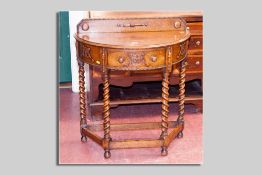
[77,17,187,33]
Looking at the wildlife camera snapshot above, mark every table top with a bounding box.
[75,17,190,70]
[75,17,190,49]
[76,30,189,49]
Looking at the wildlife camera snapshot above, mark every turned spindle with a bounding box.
[102,49,112,158]
[78,60,88,142]
[177,59,186,138]
[160,47,172,156]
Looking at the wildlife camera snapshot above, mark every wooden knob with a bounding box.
[174,21,181,29]
[118,57,125,63]
[82,35,89,40]
[150,56,157,62]
[196,40,201,46]
[82,22,89,31]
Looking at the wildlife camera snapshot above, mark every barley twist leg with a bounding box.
[160,71,170,156]
[177,60,186,139]
[103,69,111,158]
[78,60,87,142]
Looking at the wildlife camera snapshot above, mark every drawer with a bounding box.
[187,22,203,35]
[189,36,202,50]
[186,56,202,72]
[144,49,165,67]
[107,48,165,70]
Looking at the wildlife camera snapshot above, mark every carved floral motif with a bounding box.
[128,52,145,66]
[177,42,187,58]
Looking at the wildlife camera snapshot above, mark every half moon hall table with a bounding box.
[75,17,190,158]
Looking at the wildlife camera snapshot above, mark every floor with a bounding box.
[59,88,203,164]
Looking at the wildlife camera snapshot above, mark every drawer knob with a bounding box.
[195,61,200,65]
[196,40,201,46]
[118,57,125,64]
[150,56,157,62]
[174,21,181,29]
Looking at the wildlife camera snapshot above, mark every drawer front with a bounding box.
[77,41,190,70]
[186,56,202,72]
[187,22,203,35]
[144,49,165,67]
[107,48,166,70]
[189,36,202,50]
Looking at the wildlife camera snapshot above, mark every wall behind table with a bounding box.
[69,11,90,92]
[59,11,72,83]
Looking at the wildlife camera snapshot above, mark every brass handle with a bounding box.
[150,56,157,62]
[117,23,148,27]
[196,40,201,46]
[195,61,200,65]
[118,57,125,64]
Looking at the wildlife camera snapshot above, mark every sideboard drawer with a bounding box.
[186,55,202,72]
[189,36,202,50]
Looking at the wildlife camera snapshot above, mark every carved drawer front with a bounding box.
[189,36,202,50]
[107,48,165,70]
[186,55,202,72]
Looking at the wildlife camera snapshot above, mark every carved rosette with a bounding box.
[128,52,145,67]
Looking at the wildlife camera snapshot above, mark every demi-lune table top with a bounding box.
[75,17,190,70]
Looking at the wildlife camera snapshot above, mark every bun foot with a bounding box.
[81,135,87,143]
[161,147,168,156]
[104,150,111,159]
[176,131,183,138]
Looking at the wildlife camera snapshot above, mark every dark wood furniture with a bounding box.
[75,16,190,158]
[87,11,203,121]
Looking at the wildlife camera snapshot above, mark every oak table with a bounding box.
[75,17,190,158]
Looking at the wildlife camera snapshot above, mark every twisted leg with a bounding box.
[103,69,111,158]
[177,60,186,139]
[78,60,87,142]
[160,70,170,156]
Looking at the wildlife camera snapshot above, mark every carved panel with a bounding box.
[176,41,187,59]
[128,52,145,66]
[79,44,92,59]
